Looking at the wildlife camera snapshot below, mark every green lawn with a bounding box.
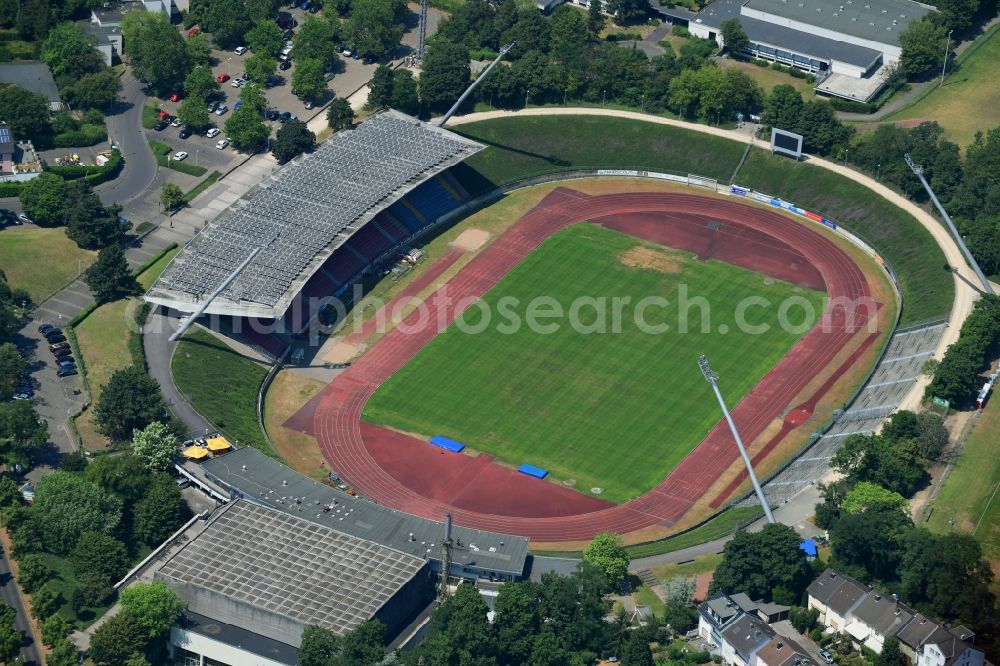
[0,29,37,61]
[36,553,114,627]
[364,224,823,503]
[149,140,209,176]
[924,396,1000,563]
[886,25,1000,149]
[172,327,270,453]
[0,226,95,303]
[736,148,952,325]
[634,585,666,619]
[719,59,815,100]
[452,115,746,195]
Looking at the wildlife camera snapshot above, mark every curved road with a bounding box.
[97,71,159,209]
[0,546,41,666]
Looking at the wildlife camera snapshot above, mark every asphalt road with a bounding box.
[98,71,159,209]
[0,546,41,666]
[144,307,214,438]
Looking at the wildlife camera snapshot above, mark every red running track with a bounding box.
[309,189,875,542]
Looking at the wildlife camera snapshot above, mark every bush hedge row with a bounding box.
[926,294,1000,405]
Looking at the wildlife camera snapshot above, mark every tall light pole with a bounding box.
[602,89,606,107]
[940,29,952,87]
[876,163,881,182]
[699,355,775,523]
[905,154,994,294]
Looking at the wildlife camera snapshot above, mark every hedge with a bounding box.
[52,124,108,148]
[830,97,878,114]
[0,181,23,196]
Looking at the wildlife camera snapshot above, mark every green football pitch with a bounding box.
[363,224,824,503]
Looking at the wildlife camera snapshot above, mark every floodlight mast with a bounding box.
[904,153,994,295]
[699,355,776,524]
[437,43,515,127]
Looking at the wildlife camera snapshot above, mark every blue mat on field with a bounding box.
[429,435,465,453]
[518,464,548,479]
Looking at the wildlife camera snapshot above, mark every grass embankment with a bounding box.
[736,148,952,325]
[172,327,269,453]
[148,140,208,176]
[365,224,822,504]
[451,115,746,195]
[885,25,1000,149]
[0,227,95,303]
[74,248,179,449]
[925,397,1000,564]
[263,369,328,478]
[718,59,816,100]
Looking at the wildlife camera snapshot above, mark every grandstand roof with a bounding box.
[144,111,485,319]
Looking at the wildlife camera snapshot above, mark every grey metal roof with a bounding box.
[0,62,60,103]
[744,0,933,47]
[200,447,529,577]
[158,500,426,637]
[177,610,299,665]
[147,111,485,319]
[694,0,883,68]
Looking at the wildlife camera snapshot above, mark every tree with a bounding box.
[94,367,169,441]
[294,15,340,67]
[527,627,571,666]
[239,83,268,115]
[831,433,927,497]
[841,482,909,514]
[72,531,130,588]
[246,19,284,56]
[549,5,588,66]
[344,0,405,58]
[0,84,50,141]
[272,119,316,163]
[292,57,327,102]
[183,66,219,101]
[178,95,212,130]
[789,606,819,634]
[420,582,497,665]
[160,183,185,212]
[876,637,908,666]
[661,576,698,632]
[85,244,142,304]
[15,0,48,40]
[65,180,122,250]
[84,454,152,506]
[186,31,213,67]
[326,98,354,130]
[0,475,20,508]
[61,450,88,472]
[0,605,19,665]
[710,523,812,601]
[367,65,394,110]
[419,38,471,113]
[763,84,804,132]
[494,582,540,665]
[121,11,191,96]
[202,0,252,48]
[88,612,148,666]
[390,69,419,115]
[829,505,912,582]
[588,0,605,39]
[131,421,179,471]
[41,613,68,648]
[133,474,193,546]
[929,0,980,33]
[0,399,48,448]
[17,553,52,593]
[0,342,26,402]
[583,533,630,590]
[605,0,647,24]
[621,634,654,666]
[18,172,66,227]
[64,68,121,110]
[225,105,271,150]
[336,619,386,665]
[245,52,278,83]
[47,638,81,666]
[299,625,340,666]
[30,583,61,620]
[720,18,749,55]
[119,581,186,641]
[899,18,947,78]
[32,471,122,554]
[42,21,105,80]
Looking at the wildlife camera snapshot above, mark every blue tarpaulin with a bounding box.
[518,464,548,479]
[800,538,818,558]
[429,435,465,453]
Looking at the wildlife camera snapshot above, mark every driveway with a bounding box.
[99,71,159,208]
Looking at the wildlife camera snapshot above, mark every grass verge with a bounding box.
[183,170,222,203]
[149,140,208,176]
[172,327,269,453]
[451,115,746,195]
[924,397,1000,564]
[141,104,161,130]
[884,25,1000,148]
[718,58,815,100]
[0,226,95,303]
[735,148,951,325]
[364,224,823,503]
[634,585,666,619]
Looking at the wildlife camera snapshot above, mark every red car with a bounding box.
[187,25,200,37]
[169,91,183,102]
[157,110,170,121]
[216,73,230,83]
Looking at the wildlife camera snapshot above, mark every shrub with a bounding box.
[829,97,877,114]
[671,25,690,37]
[787,67,807,79]
[771,61,783,70]
[606,32,643,41]
[0,182,22,197]
[469,47,499,60]
[753,58,769,67]
[805,74,816,83]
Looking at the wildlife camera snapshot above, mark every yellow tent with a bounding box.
[205,436,231,452]
[183,445,209,460]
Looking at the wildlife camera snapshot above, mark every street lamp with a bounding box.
[602,89,606,107]
[876,163,881,181]
[563,87,568,106]
[844,149,849,166]
[525,88,530,109]
[227,56,232,77]
[640,94,645,112]
[940,29,953,87]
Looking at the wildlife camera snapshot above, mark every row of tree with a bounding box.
[924,294,1000,405]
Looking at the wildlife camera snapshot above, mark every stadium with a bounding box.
[148,110,901,547]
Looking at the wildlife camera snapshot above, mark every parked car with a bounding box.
[279,111,291,123]
[301,1,310,8]
[46,334,65,344]
[187,25,200,37]
[304,100,314,109]
[283,29,294,40]
[214,104,228,116]
[324,71,334,81]
[169,91,183,102]
[53,348,73,358]
[207,100,218,112]
[57,366,78,378]
[16,213,31,224]
[158,110,170,121]
[819,652,835,665]
[38,324,55,335]
[279,60,291,71]
[179,127,192,139]
[171,117,182,127]
[49,341,69,351]
[308,4,319,12]
[234,46,248,55]
[216,73,231,83]
[154,120,168,131]
[265,109,279,121]
[206,127,221,138]
[215,139,229,150]
[231,78,243,88]
[43,328,63,340]
[57,358,75,368]
[173,151,189,161]
[341,49,351,57]
[13,392,33,400]
[265,76,279,88]
[234,100,244,111]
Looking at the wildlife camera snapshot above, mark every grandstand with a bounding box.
[145,111,484,331]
